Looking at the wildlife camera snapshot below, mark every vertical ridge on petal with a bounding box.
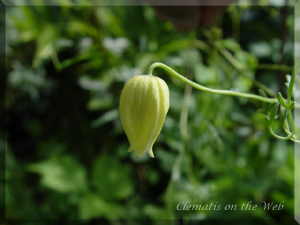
[133,76,157,157]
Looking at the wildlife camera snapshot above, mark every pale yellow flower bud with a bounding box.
[119,75,170,158]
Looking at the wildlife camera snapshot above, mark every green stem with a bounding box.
[288,60,300,104]
[190,39,211,53]
[255,64,293,72]
[165,149,184,218]
[230,5,241,43]
[282,116,292,136]
[180,70,192,141]
[192,39,284,97]
[219,48,245,71]
[269,128,292,140]
[148,62,278,104]
[287,110,295,136]
[218,48,277,97]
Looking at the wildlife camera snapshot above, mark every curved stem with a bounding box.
[192,40,278,97]
[218,48,277,97]
[269,127,292,140]
[282,118,292,136]
[148,62,278,104]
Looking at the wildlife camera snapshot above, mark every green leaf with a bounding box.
[287,102,295,110]
[261,103,273,116]
[194,64,217,84]
[249,41,272,58]
[277,92,287,107]
[92,154,133,200]
[34,24,57,60]
[280,109,288,130]
[269,103,279,122]
[258,89,268,97]
[264,116,271,127]
[235,50,258,68]
[157,39,191,59]
[28,156,88,193]
[257,109,267,115]
[79,192,124,220]
[90,109,119,128]
[287,59,300,101]
[222,38,241,52]
[179,48,202,68]
[143,204,171,220]
[136,53,158,72]
[87,96,113,111]
[233,75,253,93]
[258,90,270,114]
[260,103,268,115]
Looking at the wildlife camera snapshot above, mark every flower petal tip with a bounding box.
[148,149,154,158]
[127,146,134,153]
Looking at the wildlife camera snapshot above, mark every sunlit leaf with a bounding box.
[28,156,88,193]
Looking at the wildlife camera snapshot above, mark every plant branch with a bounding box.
[218,48,277,97]
[148,62,278,104]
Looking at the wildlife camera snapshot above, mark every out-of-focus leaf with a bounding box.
[287,102,295,110]
[103,37,130,56]
[179,48,202,68]
[194,64,218,84]
[280,109,288,129]
[265,117,271,127]
[66,20,99,37]
[136,53,158,72]
[8,61,54,100]
[271,140,288,164]
[143,204,171,220]
[28,156,88,193]
[90,109,119,128]
[57,51,103,71]
[249,41,272,58]
[157,39,192,59]
[222,38,241,52]
[233,75,253,93]
[79,192,124,220]
[53,38,73,51]
[87,95,114,111]
[92,154,133,200]
[155,149,176,173]
[277,92,287,107]
[269,103,279,122]
[235,50,258,68]
[258,89,268,97]
[78,76,108,91]
[96,7,125,37]
[34,24,57,62]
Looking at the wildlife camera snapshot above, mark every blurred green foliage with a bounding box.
[4,1,297,224]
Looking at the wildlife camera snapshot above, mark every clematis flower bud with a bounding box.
[119,75,170,158]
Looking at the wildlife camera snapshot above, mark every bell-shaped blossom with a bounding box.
[119,75,169,158]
